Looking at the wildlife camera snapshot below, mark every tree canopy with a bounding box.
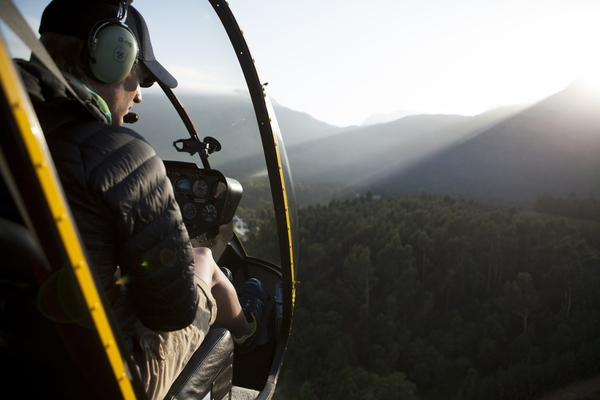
[275,193,600,400]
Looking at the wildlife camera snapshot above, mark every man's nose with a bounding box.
[134,87,142,103]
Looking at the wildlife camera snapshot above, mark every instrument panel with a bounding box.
[164,161,242,236]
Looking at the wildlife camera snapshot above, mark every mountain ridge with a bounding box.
[366,80,600,206]
[134,80,600,208]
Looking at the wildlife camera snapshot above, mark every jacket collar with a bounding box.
[16,59,109,132]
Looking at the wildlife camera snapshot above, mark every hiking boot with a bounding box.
[234,278,267,350]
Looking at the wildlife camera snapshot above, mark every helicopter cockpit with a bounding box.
[0,1,297,399]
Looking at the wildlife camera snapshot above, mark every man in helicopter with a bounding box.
[15,0,266,398]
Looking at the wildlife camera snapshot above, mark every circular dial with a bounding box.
[181,202,197,220]
[201,204,218,223]
[192,179,209,198]
[212,181,227,199]
[174,177,190,196]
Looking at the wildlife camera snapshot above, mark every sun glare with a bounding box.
[579,67,600,95]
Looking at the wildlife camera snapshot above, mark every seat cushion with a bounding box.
[165,326,234,400]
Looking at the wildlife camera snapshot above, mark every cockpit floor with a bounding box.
[231,386,260,400]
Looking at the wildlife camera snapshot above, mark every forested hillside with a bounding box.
[270,194,600,400]
[533,192,600,223]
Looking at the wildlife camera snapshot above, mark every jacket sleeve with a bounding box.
[94,127,199,331]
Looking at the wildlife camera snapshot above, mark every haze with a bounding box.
[5,0,600,127]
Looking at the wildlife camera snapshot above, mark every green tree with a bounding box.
[409,229,432,284]
[497,272,540,335]
[546,237,584,320]
[337,245,377,312]
[280,193,600,400]
[331,367,419,400]
[397,264,421,328]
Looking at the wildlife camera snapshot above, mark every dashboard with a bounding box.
[164,160,242,238]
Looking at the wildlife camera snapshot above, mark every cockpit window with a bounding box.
[132,2,281,265]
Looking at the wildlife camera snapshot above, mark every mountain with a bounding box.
[132,93,348,166]
[272,104,349,146]
[361,109,423,126]
[283,79,600,207]
[367,79,600,206]
[285,105,528,189]
[132,80,600,208]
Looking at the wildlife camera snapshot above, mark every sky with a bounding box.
[4,0,600,127]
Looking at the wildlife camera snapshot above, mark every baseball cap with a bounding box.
[39,0,177,88]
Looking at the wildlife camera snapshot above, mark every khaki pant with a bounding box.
[134,276,217,400]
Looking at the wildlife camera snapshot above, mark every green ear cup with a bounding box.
[88,24,138,83]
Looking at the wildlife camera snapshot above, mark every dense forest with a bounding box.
[258,193,600,400]
[533,192,600,222]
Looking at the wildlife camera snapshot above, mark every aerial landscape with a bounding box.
[277,85,600,400]
[3,0,600,399]
[133,77,600,399]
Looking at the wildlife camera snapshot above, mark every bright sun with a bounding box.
[579,68,600,95]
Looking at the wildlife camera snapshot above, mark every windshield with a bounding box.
[133,2,282,266]
[1,0,288,267]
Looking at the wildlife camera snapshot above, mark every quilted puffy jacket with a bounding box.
[17,60,199,350]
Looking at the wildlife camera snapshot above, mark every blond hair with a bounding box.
[38,32,88,82]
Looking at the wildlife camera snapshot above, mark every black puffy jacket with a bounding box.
[17,60,199,350]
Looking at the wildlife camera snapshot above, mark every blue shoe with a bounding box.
[220,267,233,283]
[234,278,267,349]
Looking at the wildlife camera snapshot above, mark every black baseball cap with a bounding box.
[39,0,177,88]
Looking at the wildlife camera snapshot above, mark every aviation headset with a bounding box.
[84,1,139,84]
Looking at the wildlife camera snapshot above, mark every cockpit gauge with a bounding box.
[174,177,190,196]
[201,204,218,223]
[181,202,198,220]
[192,179,209,198]
[212,181,227,200]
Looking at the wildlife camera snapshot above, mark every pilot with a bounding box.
[16,0,266,398]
